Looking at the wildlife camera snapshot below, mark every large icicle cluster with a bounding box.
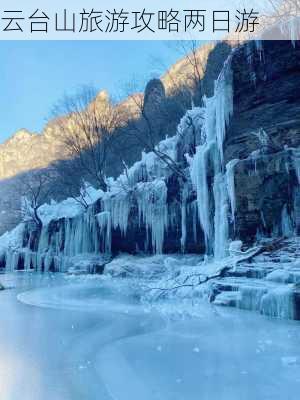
[136,179,168,254]
[102,191,131,236]
[0,133,180,271]
[0,51,236,271]
[36,204,102,272]
[189,55,234,259]
[96,211,112,254]
[2,41,300,276]
[226,159,240,227]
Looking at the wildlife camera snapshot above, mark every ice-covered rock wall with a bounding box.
[0,40,300,274]
[225,40,300,242]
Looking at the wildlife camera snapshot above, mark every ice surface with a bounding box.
[1,273,299,400]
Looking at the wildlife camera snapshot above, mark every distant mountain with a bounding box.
[0,42,223,181]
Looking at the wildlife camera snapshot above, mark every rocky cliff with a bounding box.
[1,39,299,260]
[1,39,300,320]
[226,40,300,242]
[0,43,230,235]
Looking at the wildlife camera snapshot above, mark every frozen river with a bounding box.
[0,272,300,400]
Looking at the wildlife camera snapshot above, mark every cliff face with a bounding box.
[1,40,300,323]
[0,44,228,234]
[225,41,300,242]
[1,40,300,271]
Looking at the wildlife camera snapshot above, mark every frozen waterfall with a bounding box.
[190,54,233,258]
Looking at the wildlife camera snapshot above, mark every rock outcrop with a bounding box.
[224,40,300,242]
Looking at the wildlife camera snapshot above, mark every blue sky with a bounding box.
[0,41,180,143]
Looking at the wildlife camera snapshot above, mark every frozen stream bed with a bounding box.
[0,272,300,400]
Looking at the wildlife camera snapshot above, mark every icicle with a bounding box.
[238,285,267,312]
[103,191,130,236]
[189,53,233,257]
[281,204,294,237]
[190,201,198,244]
[62,205,99,257]
[254,39,264,62]
[96,211,112,254]
[293,150,300,184]
[0,224,25,272]
[136,179,168,254]
[189,144,212,250]
[260,210,267,229]
[180,184,188,252]
[213,173,229,259]
[261,287,295,320]
[38,225,49,254]
[226,159,239,226]
[280,16,300,47]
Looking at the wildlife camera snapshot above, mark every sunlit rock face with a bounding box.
[144,79,165,108]
[0,129,40,178]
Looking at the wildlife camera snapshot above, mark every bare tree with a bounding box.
[149,54,193,114]
[178,40,205,96]
[263,0,299,19]
[122,80,188,181]
[52,86,125,192]
[16,169,53,228]
[52,158,91,209]
[166,40,211,106]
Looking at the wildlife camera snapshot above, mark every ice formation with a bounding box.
[96,211,112,254]
[293,149,300,184]
[189,54,233,257]
[0,50,235,270]
[261,286,295,320]
[136,180,168,254]
[281,204,295,237]
[180,183,188,252]
[1,40,300,332]
[213,173,229,259]
[226,159,239,227]
[102,191,130,236]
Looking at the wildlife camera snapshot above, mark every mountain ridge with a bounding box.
[0,42,220,181]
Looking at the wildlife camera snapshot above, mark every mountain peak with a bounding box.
[9,129,35,142]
